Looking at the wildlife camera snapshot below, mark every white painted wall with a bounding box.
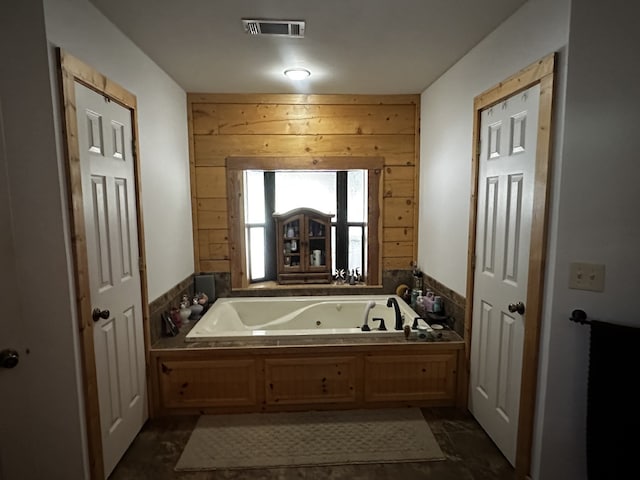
[418,0,570,295]
[535,1,640,478]
[0,1,88,478]
[43,0,193,301]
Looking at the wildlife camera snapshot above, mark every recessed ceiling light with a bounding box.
[284,68,311,80]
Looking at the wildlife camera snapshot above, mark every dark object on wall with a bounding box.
[195,273,215,304]
[586,319,640,479]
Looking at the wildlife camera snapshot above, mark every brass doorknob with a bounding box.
[92,308,110,322]
[508,302,525,315]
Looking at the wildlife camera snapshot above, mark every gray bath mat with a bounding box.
[175,408,444,471]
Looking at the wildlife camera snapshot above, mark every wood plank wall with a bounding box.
[187,93,420,280]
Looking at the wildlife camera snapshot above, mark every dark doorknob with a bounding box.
[92,308,110,322]
[508,302,526,315]
[1,349,19,369]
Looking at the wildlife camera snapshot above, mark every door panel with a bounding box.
[469,84,539,465]
[91,175,113,289]
[115,178,133,278]
[504,174,523,283]
[76,82,146,478]
[482,176,499,274]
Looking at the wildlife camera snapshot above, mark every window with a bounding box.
[244,170,367,283]
[226,156,382,289]
[244,171,266,281]
[275,171,337,215]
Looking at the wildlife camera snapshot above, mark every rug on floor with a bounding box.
[175,408,445,471]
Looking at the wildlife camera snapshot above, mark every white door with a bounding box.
[469,84,540,465]
[75,82,147,478]
[0,102,26,480]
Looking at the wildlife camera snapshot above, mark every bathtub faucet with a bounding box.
[361,301,376,331]
[387,297,403,330]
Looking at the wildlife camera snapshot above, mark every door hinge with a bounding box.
[138,257,145,271]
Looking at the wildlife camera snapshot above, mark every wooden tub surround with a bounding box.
[149,328,465,416]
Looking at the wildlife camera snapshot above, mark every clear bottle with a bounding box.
[433,296,443,313]
[410,289,421,309]
[416,292,426,316]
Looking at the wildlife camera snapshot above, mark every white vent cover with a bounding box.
[242,19,305,38]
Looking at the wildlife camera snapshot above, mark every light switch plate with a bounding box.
[569,262,605,292]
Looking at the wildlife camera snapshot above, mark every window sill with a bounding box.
[232,281,385,297]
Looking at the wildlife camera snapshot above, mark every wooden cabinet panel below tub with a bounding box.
[364,353,458,403]
[149,341,465,415]
[264,356,358,405]
[159,359,257,408]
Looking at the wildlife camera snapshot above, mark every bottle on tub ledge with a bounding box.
[419,289,434,314]
[432,295,443,314]
[415,291,427,317]
[410,288,421,310]
[411,261,423,291]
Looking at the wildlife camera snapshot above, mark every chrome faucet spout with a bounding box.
[386,297,403,330]
[362,300,376,331]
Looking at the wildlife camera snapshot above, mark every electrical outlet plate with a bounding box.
[569,262,605,292]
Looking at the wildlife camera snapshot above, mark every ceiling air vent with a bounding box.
[242,19,305,38]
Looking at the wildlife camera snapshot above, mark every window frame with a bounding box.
[226,156,383,289]
[246,170,367,283]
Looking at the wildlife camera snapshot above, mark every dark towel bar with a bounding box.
[569,309,593,325]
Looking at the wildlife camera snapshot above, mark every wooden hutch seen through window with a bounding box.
[273,208,333,284]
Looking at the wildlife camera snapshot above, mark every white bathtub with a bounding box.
[185,294,420,342]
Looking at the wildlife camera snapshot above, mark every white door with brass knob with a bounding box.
[469,84,539,465]
[76,82,146,477]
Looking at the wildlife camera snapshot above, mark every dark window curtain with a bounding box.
[335,171,348,272]
[263,172,276,281]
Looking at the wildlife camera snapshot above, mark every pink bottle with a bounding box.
[424,291,435,313]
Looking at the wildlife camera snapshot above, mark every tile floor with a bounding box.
[109,408,515,480]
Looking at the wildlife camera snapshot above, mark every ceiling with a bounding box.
[89,0,527,94]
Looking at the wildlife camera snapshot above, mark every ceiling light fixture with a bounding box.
[284,68,311,80]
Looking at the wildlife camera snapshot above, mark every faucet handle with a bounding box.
[372,317,387,331]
